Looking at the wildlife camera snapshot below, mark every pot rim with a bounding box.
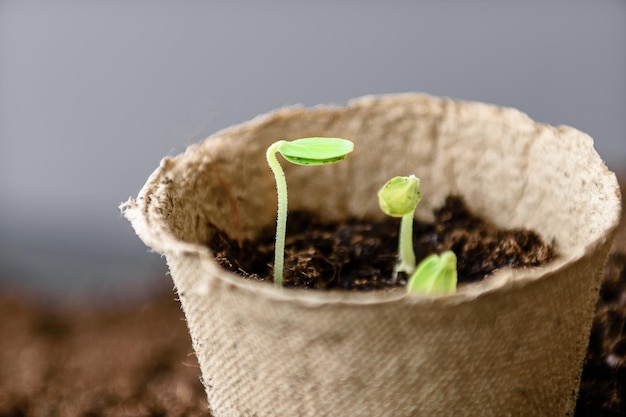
[121,92,623,308]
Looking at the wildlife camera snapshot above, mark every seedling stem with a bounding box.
[266,137,354,286]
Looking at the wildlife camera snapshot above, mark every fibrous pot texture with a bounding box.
[123,93,622,417]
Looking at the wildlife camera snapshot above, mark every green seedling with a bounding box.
[378,175,422,279]
[406,250,458,295]
[266,137,354,286]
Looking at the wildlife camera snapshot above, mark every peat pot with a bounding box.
[122,93,622,417]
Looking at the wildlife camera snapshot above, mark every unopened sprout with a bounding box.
[266,137,354,286]
[406,250,458,295]
[377,175,421,280]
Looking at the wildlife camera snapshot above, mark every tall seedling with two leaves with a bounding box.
[266,137,354,286]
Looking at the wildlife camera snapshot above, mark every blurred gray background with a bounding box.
[1,1,624,304]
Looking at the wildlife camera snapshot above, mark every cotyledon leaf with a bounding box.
[278,137,354,166]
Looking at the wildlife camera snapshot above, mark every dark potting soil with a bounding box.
[209,195,555,290]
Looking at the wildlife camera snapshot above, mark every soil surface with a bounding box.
[209,196,555,290]
[0,295,208,417]
[0,185,624,417]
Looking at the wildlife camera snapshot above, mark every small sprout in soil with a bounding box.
[377,175,421,280]
[266,137,354,287]
[407,250,458,295]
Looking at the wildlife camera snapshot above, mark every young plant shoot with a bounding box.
[377,175,421,280]
[266,137,354,286]
[406,250,458,295]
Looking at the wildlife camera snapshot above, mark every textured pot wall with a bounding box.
[146,94,618,253]
[165,248,609,417]
[124,94,622,417]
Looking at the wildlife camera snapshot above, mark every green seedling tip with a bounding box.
[278,137,354,165]
[406,250,458,296]
[267,137,354,286]
[378,175,421,278]
[378,175,421,218]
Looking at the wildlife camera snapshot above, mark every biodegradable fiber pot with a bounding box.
[122,94,622,417]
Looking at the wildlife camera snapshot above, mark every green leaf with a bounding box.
[278,137,354,166]
[406,251,458,295]
[378,175,421,218]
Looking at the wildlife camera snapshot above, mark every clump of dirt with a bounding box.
[208,195,555,290]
